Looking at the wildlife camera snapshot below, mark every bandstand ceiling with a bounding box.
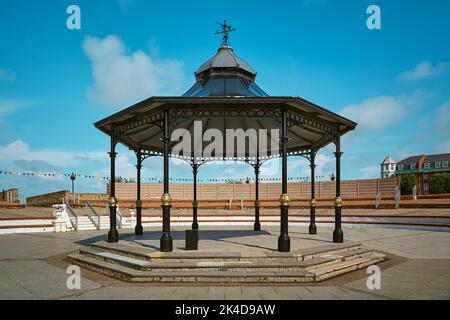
[94,96,357,160]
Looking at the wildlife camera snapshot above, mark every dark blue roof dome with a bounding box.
[183,44,268,97]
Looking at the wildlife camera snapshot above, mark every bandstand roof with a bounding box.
[95,34,357,161]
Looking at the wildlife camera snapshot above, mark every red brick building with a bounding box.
[395,153,450,194]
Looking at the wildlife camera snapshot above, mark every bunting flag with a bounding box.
[0,169,327,183]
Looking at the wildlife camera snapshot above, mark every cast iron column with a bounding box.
[278,109,291,252]
[192,162,199,230]
[160,110,173,252]
[309,149,317,234]
[135,150,143,235]
[333,134,343,243]
[108,135,119,243]
[254,158,261,231]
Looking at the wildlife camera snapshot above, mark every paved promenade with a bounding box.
[0,225,449,299]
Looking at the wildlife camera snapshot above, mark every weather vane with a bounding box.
[215,20,236,46]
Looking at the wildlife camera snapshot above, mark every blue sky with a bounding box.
[1,0,450,197]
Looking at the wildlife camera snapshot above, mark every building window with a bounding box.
[397,164,403,170]
[424,162,430,169]
[443,161,449,168]
[436,161,441,168]
[411,163,416,169]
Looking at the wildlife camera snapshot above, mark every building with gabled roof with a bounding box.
[395,153,450,194]
[380,155,396,179]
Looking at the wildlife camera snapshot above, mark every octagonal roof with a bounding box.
[195,45,256,79]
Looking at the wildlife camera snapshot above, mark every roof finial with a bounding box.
[215,20,236,47]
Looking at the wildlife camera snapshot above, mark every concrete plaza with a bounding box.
[0,225,450,300]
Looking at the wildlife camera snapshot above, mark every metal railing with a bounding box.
[63,197,78,230]
[86,201,101,230]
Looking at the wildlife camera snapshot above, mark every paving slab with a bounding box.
[0,225,449,299]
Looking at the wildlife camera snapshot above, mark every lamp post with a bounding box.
[70,173,76,193]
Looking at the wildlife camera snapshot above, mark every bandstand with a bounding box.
[94,21,357,252]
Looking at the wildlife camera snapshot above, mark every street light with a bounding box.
[70,173,76,193]
[330,173,335,182]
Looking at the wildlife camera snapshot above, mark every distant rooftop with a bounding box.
[382,155,395,164]
[397,153,450,165]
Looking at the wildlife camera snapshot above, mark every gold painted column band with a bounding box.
[161,193,172,206]
[109,196,118,206]
[279,194,290,206]
[334,196,342,207]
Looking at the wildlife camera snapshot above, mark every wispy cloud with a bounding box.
[398,61,450,82]
[340,96,407,132]
[83,35,185,108]
[434,99,450,153]
[0,99,32,120]
[0,140,105,169]
[0,68,16,82]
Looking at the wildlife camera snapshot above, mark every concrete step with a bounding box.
[306,252,385,281]
[67,253,317,283]
[67,249,384,283]
[67,240,385,283]
[91,241,298,263]
[79,247,341,272]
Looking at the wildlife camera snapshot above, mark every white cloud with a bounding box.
[0,140,105,168]
[287,152,335,178]
[0,99,32,120]
[83,35,185,108]
[0,68,16,82]
[398,61,450,82]
[436,99,450,135]
[340,96,407,132]
[434,99,450,153]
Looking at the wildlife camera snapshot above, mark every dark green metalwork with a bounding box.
[333,134,343,243]
[192,162,199,230]
[278,109,291,252]
[309,148,317,235]
[135,149,143,236]
[160,110,173,252]
[108,135,119,243]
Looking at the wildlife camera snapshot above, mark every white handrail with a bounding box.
[63,197,78,230]
[86,201,101,230]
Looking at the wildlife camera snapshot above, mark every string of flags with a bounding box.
[0,169,327,183]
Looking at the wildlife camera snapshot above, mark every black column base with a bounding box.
[135,224,143,236]
[333,228,344,243]
[254,222,261,231]
[309,205,317,234]
[108,228,119,243]
[160,235,173,252]
[135,206,143,235]
[192,205,198,230]
[278,235,290,252]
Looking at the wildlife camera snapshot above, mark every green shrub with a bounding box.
[400,174,417,195]
[429,173,450,194]
[446,173,450,194]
